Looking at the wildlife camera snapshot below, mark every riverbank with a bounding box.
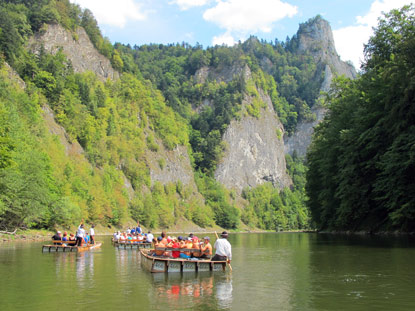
[0,229,53,243]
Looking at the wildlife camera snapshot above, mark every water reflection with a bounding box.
[151,273,233,310]
[54,252,77,275]
[76,252,94,287]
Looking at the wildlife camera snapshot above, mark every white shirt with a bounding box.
[214,238,232,260]
[146,233,154,243]
[90,228,95,236]
[76,226,85,238]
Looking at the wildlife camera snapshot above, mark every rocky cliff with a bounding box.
[28,24,119,81]
[215,88,292,193]
[284,16,356,156]
[195,65,292,193]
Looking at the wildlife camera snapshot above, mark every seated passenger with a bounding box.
[119,233,127,241]
[161,231,168,245]
[192,237,202,258]
[169,238,180,258]
[200,237,212,259]
[61,232,68,246]
[179,238,193,259]
[69,233,76,242]
[52,231,62,245]
[154,237,166,256]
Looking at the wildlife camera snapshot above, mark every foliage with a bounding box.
[306,5,415,232]
[242,152,309,230]
[0,0,319,231]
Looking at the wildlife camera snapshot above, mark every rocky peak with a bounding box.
[296,15,356,79]
[284,16,357,156]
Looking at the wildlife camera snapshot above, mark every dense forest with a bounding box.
[0,0,372,233]
[306,5,415,232]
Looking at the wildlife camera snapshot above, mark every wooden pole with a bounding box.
[215,231,232,272]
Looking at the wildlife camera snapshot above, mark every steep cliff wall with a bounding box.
[215,88,292,193]
[284,16,356,156]
[28,24,119,81]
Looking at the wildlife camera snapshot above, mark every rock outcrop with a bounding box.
[147,142,195,188]
[29,24,118,81]
[284,16,356,156]
[215,75,292,193]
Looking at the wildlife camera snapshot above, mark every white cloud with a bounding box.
[212,32,236,46]
[169,0,210,11]
[203,0,297,45]
[333,0,413,69]
[71,0,146,28]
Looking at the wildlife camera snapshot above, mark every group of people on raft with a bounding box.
[51,220,95,247]
[112,223,154,243]
[151,231,232,263]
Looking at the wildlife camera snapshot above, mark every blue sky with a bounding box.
[71,0,413,69]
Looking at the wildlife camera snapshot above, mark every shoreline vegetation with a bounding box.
[5,227,415,244]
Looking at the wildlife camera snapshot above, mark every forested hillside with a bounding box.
[306,5,415,232]
[0,0,346,232]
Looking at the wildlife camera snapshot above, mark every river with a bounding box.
[0,233,414,310]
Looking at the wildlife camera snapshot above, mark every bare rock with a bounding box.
[215,89,292,193]
[29,24,119,81]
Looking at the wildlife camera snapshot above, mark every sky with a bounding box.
[70,0,413,69]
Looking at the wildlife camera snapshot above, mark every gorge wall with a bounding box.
[284,16,356,156]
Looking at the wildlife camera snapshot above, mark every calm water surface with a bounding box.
[1,233,414,311]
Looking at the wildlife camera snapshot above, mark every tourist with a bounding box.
[137,234,144,242]
[169,238,181,258]
[146,231,154,243]
[52,230,62,245]
[212,231,232,262]
[200,236,212,259]
[68,233,76,246]
[76,221,85,246]
[179,238,193,259]
[192,237,202,258]
[84,232,90,244]
[136,221,142,234]
[90,224,95,244]
[155,237,166,256]
[161,231,168,244]
[177,236,185,247]
[61,232,68,246]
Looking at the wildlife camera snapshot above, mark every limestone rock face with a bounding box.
[29,24,119,81]
[284,16,356,156]
[147,143,195,187]
[215,89,292,193]
[195,62,251,84]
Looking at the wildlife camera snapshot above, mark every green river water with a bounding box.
[0,233,414,311]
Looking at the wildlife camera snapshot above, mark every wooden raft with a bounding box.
[114,240,153,249]
[42,241,102,253]
[140,249,225,273]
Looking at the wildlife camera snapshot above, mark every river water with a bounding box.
[0,233,414,311]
